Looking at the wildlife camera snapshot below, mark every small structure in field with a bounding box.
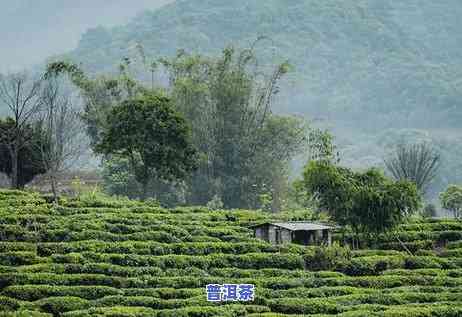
[251,222,334,246]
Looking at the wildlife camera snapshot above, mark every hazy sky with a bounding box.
[0,0,173,72]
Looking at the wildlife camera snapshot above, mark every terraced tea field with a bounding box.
[1,190,462,316]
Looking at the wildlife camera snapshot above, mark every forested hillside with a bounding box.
[62,0,462,200]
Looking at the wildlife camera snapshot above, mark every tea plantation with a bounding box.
[1,190,462,316]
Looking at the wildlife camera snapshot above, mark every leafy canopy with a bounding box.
[0,118,50,188]
[440,185,462,219]
[302,161,421,235]
[95,92,197,197]
[161,47,307,209]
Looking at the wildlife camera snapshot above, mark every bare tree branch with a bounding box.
[384,142,441,195]
[36,77,88,200]
[0,72,43,188]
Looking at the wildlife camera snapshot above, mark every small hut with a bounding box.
[251,222,333,246]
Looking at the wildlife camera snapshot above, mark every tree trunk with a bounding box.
[10,147,19,189]
[50,173,58,203]
[271,172,284,213]
[141,179,149,201]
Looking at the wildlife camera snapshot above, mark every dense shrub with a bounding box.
[268,298,340,314]
[0,252,45,266]
[304,244,352,271]
[341,256,405,276]
[0,296,20,311]
[0,312,52,317]
[33,296,90,314]
[3,285,122,301]
[438,231,462,242]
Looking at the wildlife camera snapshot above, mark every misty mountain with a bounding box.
[66,0,461,126]
[2,0,460,200]
[0,0,173,72]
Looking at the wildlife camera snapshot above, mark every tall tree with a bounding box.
[36,77,87,201]
[306,128,340,164]
[0,72,43,188]
[440,184,462,219]
[0,119,49,188]
[302,161,421,247]
[95,92,197,199]
[384,142,440,195]
[162,47,307,208]
[45,60,142,149]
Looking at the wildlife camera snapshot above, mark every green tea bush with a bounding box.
[447,240,462,249]
[381,304,462,317]
[61,306,157,317]
[0,296,20,311]
[0,252,46,266]
[2,285,122,301]
[341,256,405,276]
[0,273,144,289]
[403,256,455,270]
[440,248,462,258]
[62,262,164,277]
[1,191,462,316]
[378,240,435,253]
[304,244,352,271]
[122,288,202,299]
[93,296,175,310]
[33,296,90,314]
[155,305,269,317]
[268,298,340,314]
[0,242,36,252]
[438,231,462,242]
[0,312,52,317]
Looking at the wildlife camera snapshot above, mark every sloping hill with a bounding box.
[1,190,462,316]
[68,0,462,128]
[63,0,462,199]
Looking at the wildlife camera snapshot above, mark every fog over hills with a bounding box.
[66,1,462,127]
[0,0,173,72]
[1,0,461,200]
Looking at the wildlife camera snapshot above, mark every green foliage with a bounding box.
[47,47,307,210]
[33,296,90,315]
[301,162,353,226]
[302,161,421,235]
[162,48,307,209]
[64,0,462,126]
[45,61,143,149]
[3,285,122,301]
[53,0,462,205]
[304,243,352,271]
[422,203,437,218]
[0,118,50,188]
[0,296,20,311]
[0,312,51,317]
[205,195,224,210]
[101,156,184,206]
[1,190,462,315]
[440,184,462,219]
[307,128,340,164]
[96,92,197,199]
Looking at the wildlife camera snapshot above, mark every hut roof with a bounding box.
[250,221,334,231]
